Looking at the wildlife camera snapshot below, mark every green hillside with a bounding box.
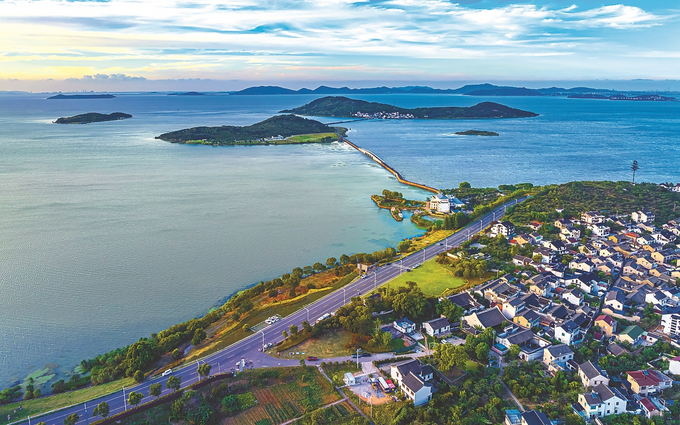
[55,112,131,124]
[506,181,680,225]
[156,114,343,145]
[280,96,538,119]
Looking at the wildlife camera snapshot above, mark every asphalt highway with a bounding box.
[15,196,527,425]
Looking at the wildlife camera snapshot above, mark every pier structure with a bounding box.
[341,136,439,194]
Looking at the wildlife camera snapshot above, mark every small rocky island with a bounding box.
[55,112,132,124]
[47,94,116,99]
[156,114,345,146]
[280,96,538,119]
[454,130,499,136]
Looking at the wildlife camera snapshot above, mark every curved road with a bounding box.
[13,196,527,425]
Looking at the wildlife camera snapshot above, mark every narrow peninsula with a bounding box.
[54,112,132,124]
[280,96,538,119]
[47,94,116,99]
[156,114,345,146]
[454,130,499,136]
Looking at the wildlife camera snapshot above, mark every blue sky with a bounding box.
[1,0,679,91]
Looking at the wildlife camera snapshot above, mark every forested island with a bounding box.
[454,130,499,136]
[54,112,132,124]
[156,114,345,145]
[280,96,538,119]
[47,94,115,99]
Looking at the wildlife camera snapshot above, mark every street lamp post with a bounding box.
[374,272,377,292]
[342,287,346,304]
[260,330,265,350]
[123,386,127,411]
[303,306,310,323]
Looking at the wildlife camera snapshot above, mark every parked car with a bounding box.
[162,369,172,377]
[361,352,372,357]
[350,353,360,358]
[306,356,318,361]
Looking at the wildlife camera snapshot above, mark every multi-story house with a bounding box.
[627,370,672,395]
[577,384,627,419]
[594,315,618,337]
[632,210,655,224]
[578,361,610,388]
[582,211,606,225]
[555,320,583,345]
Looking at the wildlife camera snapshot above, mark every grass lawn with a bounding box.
[284,133,338,143]
[390,338,405,351]
[464,361,480,372]
[284,329,353,359]
[0,377,135,423]
[386,257,467,296]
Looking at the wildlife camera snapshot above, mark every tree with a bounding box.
[63,413,79,425]
[397,240,411,253]
[631,160,640,184]
[340,254,351,265]
[149,383,162,399]
[459,181,471,190]
[475,342,489,361]
[93,401,110,418]
[197,363,212,379]
[128,391,143,407]
[242,324,250,333]
[192,328,207,346]
[166,375,181,391]
[312,262,327,273]
[302,320,312,334]
[172,348,182,360]
[133,370,144,383]
[289,324,298,336]
[282,330,288,339]
[326,257,338,269]
[507,344,521,359]
[435,299,465,323]
[435,343,468,371]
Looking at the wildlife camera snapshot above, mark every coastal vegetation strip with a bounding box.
[280,96,538,119]
[54,112,132,124]
[156,115,345,146]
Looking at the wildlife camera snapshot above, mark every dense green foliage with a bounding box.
[157,115,338,144]
[280,96,538,119]
[454,130,499,136]
[506,181,680,225]
[55,112,131,124]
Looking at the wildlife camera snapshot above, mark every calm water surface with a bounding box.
[0,93,678,388]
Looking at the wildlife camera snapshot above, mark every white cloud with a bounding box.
[0,0,676,82]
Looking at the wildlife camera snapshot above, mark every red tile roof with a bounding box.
[595,314,615,326]
[627,370,669,387]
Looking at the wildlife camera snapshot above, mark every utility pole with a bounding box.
[260,330,265,350]
[303,306,310,323]
[85,403,89,425]
[374,272,377,292]
[343,287,346,304]
[123,386,127,411]
[356,348,360,369]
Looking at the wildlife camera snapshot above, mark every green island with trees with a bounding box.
[454,130,499,136]
[54,112,132,124]
[155,114,346,146]
[280,96,538,119]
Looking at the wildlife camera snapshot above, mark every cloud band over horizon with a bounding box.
[1,0,679,90]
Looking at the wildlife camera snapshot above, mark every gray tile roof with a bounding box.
[579,361,605,380]
[401,372,428,393]
[547,344,573,357]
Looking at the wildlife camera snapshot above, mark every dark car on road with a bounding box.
[361,352,372,357]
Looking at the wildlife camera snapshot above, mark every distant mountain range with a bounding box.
[230,84,620,97]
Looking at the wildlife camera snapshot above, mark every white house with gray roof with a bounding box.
[422,317,450,337]
[577,384,626,419]
[578,361,609,388]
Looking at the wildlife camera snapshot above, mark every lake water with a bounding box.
[1,93,678,388]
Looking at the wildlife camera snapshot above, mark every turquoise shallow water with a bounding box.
[0,93,678,388]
